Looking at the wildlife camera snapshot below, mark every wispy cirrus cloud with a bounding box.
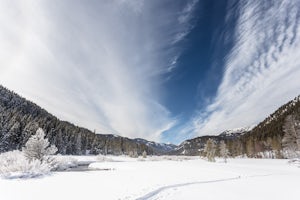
[0,0,198,141]
[193,0,300,136]
[173,0,199,44]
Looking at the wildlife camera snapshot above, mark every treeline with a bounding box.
[175,96,300,158]
[0,85,152,155]
[239,96,300,158]
[1,84,299,158]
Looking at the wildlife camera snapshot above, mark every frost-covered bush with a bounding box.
[257,151,279,159]
[0,150,51,179]
[0,152,80,178]
[96,155,114,162]
[51,155,78,171]
[148,156,194,161]
[22,128,57,161]
[128,151,138,158]
[282,150,300,159]
[288,158,300,167]
[234,154,248,158]
[0,128,63,179]
[137,157,146,161]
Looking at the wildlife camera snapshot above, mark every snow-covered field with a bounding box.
[0,156,299,200]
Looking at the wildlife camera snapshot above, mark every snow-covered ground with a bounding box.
[0,156,299,200]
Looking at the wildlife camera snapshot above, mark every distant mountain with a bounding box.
[0,85,171,155]
[133,138,177,154]
[172,96,300,158]
[172,127,251,156]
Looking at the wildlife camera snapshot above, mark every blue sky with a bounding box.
[1,0,300,144]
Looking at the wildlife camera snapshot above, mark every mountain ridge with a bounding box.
[172,95,300,157]
[1,84,299,158]
[0,85,175,155]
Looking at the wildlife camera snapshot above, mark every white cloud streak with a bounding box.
[194,0,300,136]
[0,0,198,141]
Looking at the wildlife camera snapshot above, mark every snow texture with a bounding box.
[0,156,300,200]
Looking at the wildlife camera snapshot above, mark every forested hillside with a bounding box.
[242,96,300,157]
[174,96,300,158]
[1,84,299,158]
[0,85,155,155]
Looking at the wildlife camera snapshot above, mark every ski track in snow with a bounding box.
[136,176,241,200]
[1,157,298,200]
[135,172,287,200]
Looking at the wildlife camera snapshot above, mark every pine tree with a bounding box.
[204,139,216,162]
[128,151,134,157]
[22,128,57,161]
[219,140,229,163]
[282,115,300,158]
[142,150,147,158]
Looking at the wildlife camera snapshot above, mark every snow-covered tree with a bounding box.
[128,151,134,157]
[204,139,216,162]
[142,150,147,158]
[282,115,300,158]
[219,140,229,163]
[128,150,138,158]
[22,128,57,161]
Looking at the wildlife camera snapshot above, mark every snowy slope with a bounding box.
[218,126,254,137]
[0,156,299,200]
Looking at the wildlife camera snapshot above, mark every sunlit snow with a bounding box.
[0,156,299,200]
